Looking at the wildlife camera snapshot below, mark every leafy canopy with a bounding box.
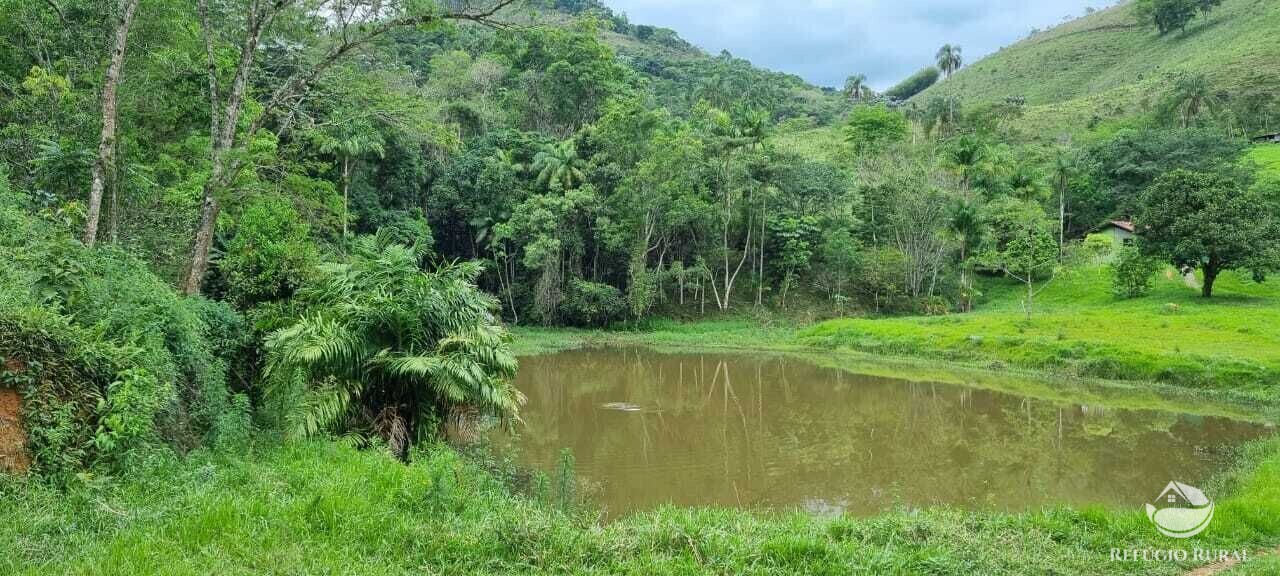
[1136,169,1280,297]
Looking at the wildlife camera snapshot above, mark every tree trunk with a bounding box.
[1026,277,1034,320]
[184,1,268,295]
[342,155,351,240]
[183,194,221,295]
[1202,266,1218,298]
[1058,187,1066,255]
[84,0,140,247]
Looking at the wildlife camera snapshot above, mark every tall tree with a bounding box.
[936,44,963,79]
[83,0,140,247]
[1050,147,1078,253]
[1136,170,1279,297]
[843,74,869,101]
[182,0,517,295]
[317,126,385,240]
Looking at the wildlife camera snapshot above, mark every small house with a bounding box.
[1100,220,1135,245]
[1253,132,1280,144]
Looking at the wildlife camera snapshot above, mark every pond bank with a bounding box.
[3,437,1279,575]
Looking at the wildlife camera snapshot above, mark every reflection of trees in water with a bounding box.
[506,348,1267,516]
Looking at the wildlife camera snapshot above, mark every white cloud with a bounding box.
[604,0,1118,89]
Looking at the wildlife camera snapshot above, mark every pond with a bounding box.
[497,347,1272,518]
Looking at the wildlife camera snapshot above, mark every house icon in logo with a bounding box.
[1146,481,1214,539]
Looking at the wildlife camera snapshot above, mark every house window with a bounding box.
[1168,494,1177,503]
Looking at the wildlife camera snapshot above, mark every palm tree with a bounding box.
[936,44,963,79]
[493,148,527,176]
[1165,73,1222,128]
[844,74,869,101]
[945,134,987,196]
[737,108,771,150]
[533,139,587,191]
[948,197,983,312]
[1050,148,1078,253]
[318,128,385,240]
[265,234,522,459]
[1008,163,1047,202]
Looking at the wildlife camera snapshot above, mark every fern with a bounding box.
[265,239,520,454]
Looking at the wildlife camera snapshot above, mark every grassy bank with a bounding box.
[3,438,1279,575]
[800,266,1280,402]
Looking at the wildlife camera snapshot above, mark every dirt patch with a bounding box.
[0,387,29,474]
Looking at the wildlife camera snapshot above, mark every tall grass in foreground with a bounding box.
[2,437,1279,575]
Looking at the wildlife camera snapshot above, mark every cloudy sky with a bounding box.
[603,0,1118,90]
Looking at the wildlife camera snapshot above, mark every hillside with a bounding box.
[912,0,1280,138]
[529,1,845,123]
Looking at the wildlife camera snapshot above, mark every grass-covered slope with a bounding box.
[802,263,1280,399]
[4,439,1280,575]
[912,0,1280,136]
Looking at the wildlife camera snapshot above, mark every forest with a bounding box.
[3,0,1280,573]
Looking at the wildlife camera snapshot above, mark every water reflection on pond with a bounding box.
[498,347,1269,518]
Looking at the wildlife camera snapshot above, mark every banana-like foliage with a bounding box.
[265,234,521,458]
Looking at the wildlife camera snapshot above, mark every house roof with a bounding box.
[1108,220,1135,233]
[1253,132,1280,142]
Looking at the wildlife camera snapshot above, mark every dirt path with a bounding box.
[1184,546,1280,576]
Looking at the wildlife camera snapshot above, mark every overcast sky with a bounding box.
[604,0,1119,90]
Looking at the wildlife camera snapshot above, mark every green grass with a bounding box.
[912,0,1280,139]
[4,438,1280,575]
[1248,145,1280,176]
[510,318,803,356]
[802,264,1280,400]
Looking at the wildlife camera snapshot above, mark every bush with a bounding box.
[562,279,625,327]
[1081,234,1114,263]
[1111,244,1160,299]
[216,195,318,308]
[0,190,247,476]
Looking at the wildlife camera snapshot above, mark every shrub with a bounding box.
[264,235,520,459]
[1082,234,1114,263]
[216,195,318,308]
[1111,244,1160,299]
[0,189,246,476]
[563,279,625,327]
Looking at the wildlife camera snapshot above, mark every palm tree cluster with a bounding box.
[265,233,521,459]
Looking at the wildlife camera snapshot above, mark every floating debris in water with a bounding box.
[600,402,643,412]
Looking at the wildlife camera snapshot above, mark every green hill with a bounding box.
[529,1,845,123]
[912,0,1280,138]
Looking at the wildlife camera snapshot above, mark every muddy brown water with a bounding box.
[497,347,1271,518]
